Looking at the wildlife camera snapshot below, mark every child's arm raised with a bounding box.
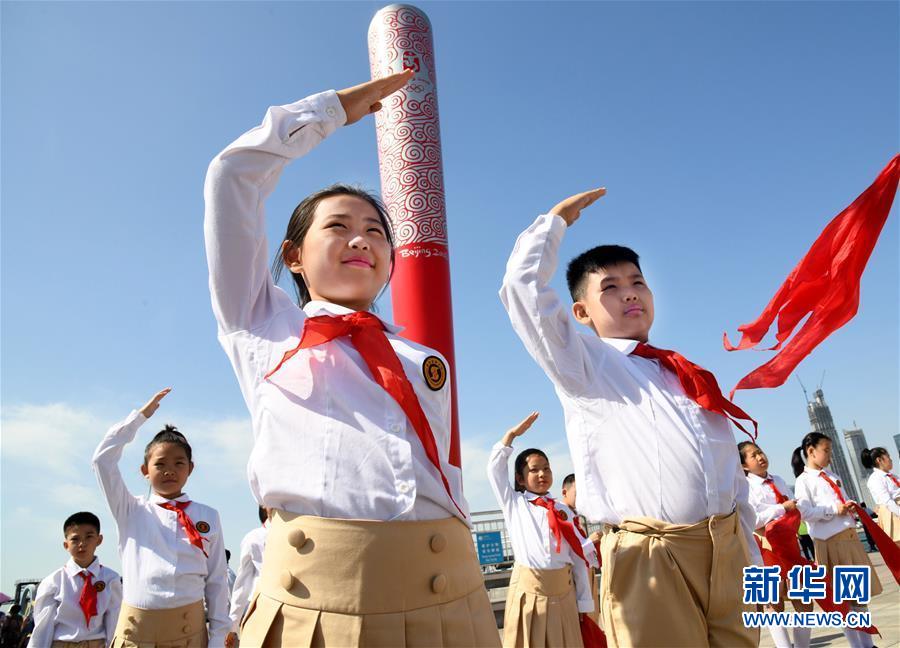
[486,412,539,516]
[203,71,412,336]
[91,388,170,523]
[499,189,606,397]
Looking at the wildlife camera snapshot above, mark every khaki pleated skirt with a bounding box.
[239,511,499,648]
[501,564,582,648]
[51,641,106,648]
[875,503,900,542]
[111,600,207,647]
[813,527,883,597]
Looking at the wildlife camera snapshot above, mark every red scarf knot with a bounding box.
[631,342,758,441]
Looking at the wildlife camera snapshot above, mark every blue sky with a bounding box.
[2,1,897,595]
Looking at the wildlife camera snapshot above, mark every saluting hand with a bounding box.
[501,411,539,447]
[550,187,607,226]
[337,69,414,126]
[140,388,171,419]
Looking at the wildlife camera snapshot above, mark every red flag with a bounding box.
[725,155,900,397]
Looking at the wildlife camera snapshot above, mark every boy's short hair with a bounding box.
[143,424,192,464]
[562,473,576,489]
[566,245,642,301]
[63,511,100,535]
[258,506,268,525]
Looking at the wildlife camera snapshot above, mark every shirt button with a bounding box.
[431,574,447,594]
[325,106,337,118]
[398,482,410,494]
[281,571,295,591]
[389,422,403,433]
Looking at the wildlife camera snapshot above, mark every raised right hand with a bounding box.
[501,411,539,447]
[140,388,171,419]
[782,499,798,512]
[336,69,414,126]
[550,187,606,226]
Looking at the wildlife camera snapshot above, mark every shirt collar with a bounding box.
[303,300,403,335]
[65,557,100,577]
[150,492,191,505]
[873,468,887,476]
[747,472,768,485]
[526,490,553,502]
[601,337,640,355]
[804,466,830,478]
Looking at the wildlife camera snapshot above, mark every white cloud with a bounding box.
[2,403,101,477]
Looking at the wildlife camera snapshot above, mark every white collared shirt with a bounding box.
[866,468,900,518]
[28,558,121,648]
[228,523,268,632]
[793,466,851,541]
[203,91,468,525]
[499,213,762,565]
[487,443,594,613]
[91,411,231,646]
[746,472,794,530]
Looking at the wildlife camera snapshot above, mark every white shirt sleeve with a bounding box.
[204,511,231,647]
[228,534,257,632]
[748,479,786,529]
[499,213,602,397]
[868,473,900,517]
[571,553,595,614]
[734,469,763,566]
[91,410,146,526]
[794,474,838,521]
[27,575,58,648]
[103,574,123,646]
[203,91,346,337]
[486,442,518,522]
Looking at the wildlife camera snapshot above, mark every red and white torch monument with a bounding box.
[368,4,461,466]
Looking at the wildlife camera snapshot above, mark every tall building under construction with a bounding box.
[806,388,860,501]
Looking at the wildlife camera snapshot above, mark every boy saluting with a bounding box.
[500,188,761,647]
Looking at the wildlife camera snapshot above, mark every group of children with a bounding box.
[26,71,898,648]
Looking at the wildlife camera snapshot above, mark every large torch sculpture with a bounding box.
[368,4,461,466]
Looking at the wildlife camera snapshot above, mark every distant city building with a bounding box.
[843,426,872,505]
[807,389,860,501]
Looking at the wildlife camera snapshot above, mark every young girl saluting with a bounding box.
[92,388,230,647]
[487,412,594,648]
[203,71,498,647]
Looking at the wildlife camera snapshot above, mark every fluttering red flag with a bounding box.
[725,155,900,398]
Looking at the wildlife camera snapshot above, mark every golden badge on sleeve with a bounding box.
[196,521,211,533]
[94,581,106,592]
[422,356,447,391]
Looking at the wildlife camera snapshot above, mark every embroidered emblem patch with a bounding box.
[556,510,569,521]
[196,521,211,534]
[94,581,106,593]
[422,356,447,391]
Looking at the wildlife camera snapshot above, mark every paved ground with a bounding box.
[489,551,899,646]
[758,551,899,648]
